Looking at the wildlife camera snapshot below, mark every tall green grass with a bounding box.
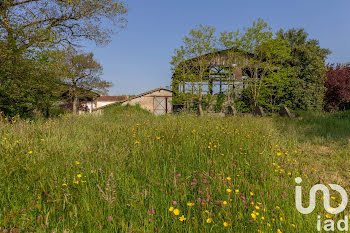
[0,106,346,232]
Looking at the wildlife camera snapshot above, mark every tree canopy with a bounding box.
[171,20,330,113]
[0,0,128,117]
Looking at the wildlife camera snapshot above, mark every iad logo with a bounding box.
[295,177,349,231]
[295,177,348,214]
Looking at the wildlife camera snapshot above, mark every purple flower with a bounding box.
[176,174,181,178]
[108,216,113,221]
[172,201,177,205]
[202,179,207,184]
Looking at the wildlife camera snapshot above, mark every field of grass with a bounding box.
[0,106,349,232]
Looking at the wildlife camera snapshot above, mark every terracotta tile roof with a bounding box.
[95,96,129,102]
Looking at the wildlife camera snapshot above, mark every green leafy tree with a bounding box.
[0,44,65,117]
[171,25,217,115]
[0,0,127,117]
[60,47,111,115]
[0,0,128,51]
[276,28,330,111]
[220,19,291,108]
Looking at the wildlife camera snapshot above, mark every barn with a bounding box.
[92,88,173,115]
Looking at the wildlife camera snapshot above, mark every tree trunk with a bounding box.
[73,93,79,115]
[198,101,203,116]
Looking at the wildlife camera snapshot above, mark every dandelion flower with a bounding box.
[235,189,239,193]
[75,161,80,165]
[77,174,82,178]
[206,218,212,223]
[226,189,232,193]
[223,201,227,205]
[173,209,180,216]
[226,177,231,181]
[223,222,229,227]
[277,229,282,233]
[187,202,195,207]
[169,206,174,212]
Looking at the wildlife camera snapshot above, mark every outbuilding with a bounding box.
[92,88,173,115]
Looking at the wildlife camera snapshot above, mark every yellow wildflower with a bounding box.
[206,218,212,223]
[223,222,229,227]
[173,209,180,215]
[169,206,174,212]
[226,189,232,193]
[187,202,195,207]
[223,201,227,205]
[77,174,82,178]
[179,215,186,221]
[251,213,256,220]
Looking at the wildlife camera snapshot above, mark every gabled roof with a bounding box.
[92,88,173,112]
[95,96,129,102]
[120,87,173,103]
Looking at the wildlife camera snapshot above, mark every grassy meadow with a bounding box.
[0,106,349,232]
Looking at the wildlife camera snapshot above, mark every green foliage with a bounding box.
[257,67,296,112]
[172,21,330,113]
[0,47,64,117]
[0,0,127,117]
[214,93,226,113]
[276,28,330,111]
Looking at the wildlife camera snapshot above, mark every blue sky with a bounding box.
[90,0,350,95]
